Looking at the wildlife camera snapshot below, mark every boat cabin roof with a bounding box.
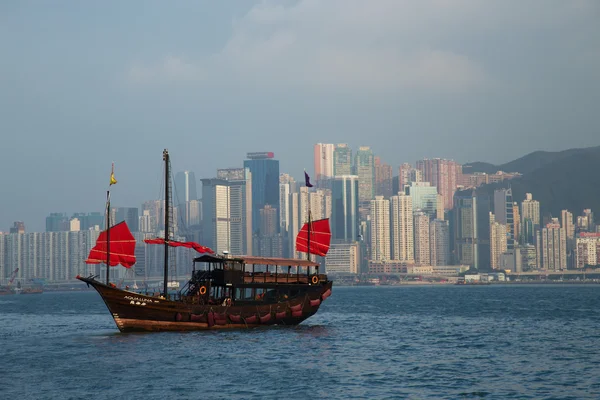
[193,255,319,267]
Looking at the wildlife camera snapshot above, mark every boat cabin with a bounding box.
[181,255,327,306]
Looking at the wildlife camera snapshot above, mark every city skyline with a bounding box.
[2,1,599,233]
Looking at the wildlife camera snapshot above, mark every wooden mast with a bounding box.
[163,149,170,298]
[106,190,110,285]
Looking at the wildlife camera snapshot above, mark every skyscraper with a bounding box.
[416,158,460,210]
[398,163,422,189]
[452,192,490,270]
[333,144,352,176]
[201,178,231,255]
[354,146,375,204]
[374,156,393,198]
[216,168,253,256]
[369,196,390,261]
[390,193,414,262]
[430,219,450,266]
[331,175,359,242]
[174,171,198,228]
[404,182,439,219]
[489,212,508,269]
[313,143,335,183]
[414,212,430,265]
[494,188,514,249]
[244,152,279,235]
[561,210,575,240]
[541,219,567,270]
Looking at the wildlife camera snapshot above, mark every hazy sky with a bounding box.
[1,0,599,232]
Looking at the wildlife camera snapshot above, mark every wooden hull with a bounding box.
[78,277,332,332]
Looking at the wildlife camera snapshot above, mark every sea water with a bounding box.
[1,285,599,399]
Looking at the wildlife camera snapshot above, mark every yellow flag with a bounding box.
[110,163,117,186]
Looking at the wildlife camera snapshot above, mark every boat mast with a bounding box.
[106,190,111,285]
[163,149,170,298]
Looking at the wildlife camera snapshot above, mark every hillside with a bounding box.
[461,146,600,220]
[464,145,600,175]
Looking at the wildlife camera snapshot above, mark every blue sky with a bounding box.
[1,0,599,231]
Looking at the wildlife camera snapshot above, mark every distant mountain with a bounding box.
[460,146,600,220]
[464,145,600,175]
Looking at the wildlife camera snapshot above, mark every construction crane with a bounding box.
[8,268,19,286]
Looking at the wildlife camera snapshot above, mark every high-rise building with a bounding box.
[416,158,461,210]
[561,210,575,240]
[201,179,231,255]
[244,152,279,235]
[452,192,491,270]
[577,209,595,232]
[575,233,600,269]
[113,207,139,232]
[489,213,508,270]
[331,175,359,242]
[46,213,69,232]
[540,218,567,271]
[512,202,520,245]
[333,144,352,176]
[314,143,335,183]
[374,156,393,198]
[398,163,422,189]
[215,168,253,256]
[325,241,360,274]
[354,146,375,204]
[174,171,198,229]
[494,188,514,249]
[390,193,414,262]
[404,182,439,219]
[521,193,540,244]
[260,205,278,237]
[430,219,450,266]
[520,244,538,271]
[369,196,390,261]
[413,212,430,265]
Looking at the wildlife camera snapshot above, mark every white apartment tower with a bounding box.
[413,212,430,265]
[369,196,390,261]
[390,193,414,262]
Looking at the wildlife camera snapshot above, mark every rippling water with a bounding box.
[1,285,600,399]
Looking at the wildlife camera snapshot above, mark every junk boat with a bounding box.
[78,150,332,332]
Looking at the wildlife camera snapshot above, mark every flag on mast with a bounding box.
[109,163,117,186]
[304,171,313,188]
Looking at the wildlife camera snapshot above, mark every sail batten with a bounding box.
[85,221,136,268]
[144,238,214,254]
[295,218,331,256]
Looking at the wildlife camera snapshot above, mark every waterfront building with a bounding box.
[325,241,359,274]
[369,196,390,261]
[46,213,69,232]
[390,193,414,262]
[575,233,600,269]
[452,192,491,270]
[493,188,514,249]
[413,212,430,265]
[561,210,575,240]
[521,193,540,244]
[201,179,231,255]
[244,152,279,235]
[540,219,567,271]
[489,212,508,269]
[112,207,139,233]
[430,219,450,266]
[520,244,538,271]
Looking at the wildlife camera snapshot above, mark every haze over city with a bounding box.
[2,0,599,232]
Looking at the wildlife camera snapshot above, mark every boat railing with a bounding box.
[242,271,327,284]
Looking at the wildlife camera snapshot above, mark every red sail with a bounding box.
[295,218,331,256]
[143,238,214,254]
[85,221,136,268]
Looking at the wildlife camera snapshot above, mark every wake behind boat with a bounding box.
[78,149,332,332]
